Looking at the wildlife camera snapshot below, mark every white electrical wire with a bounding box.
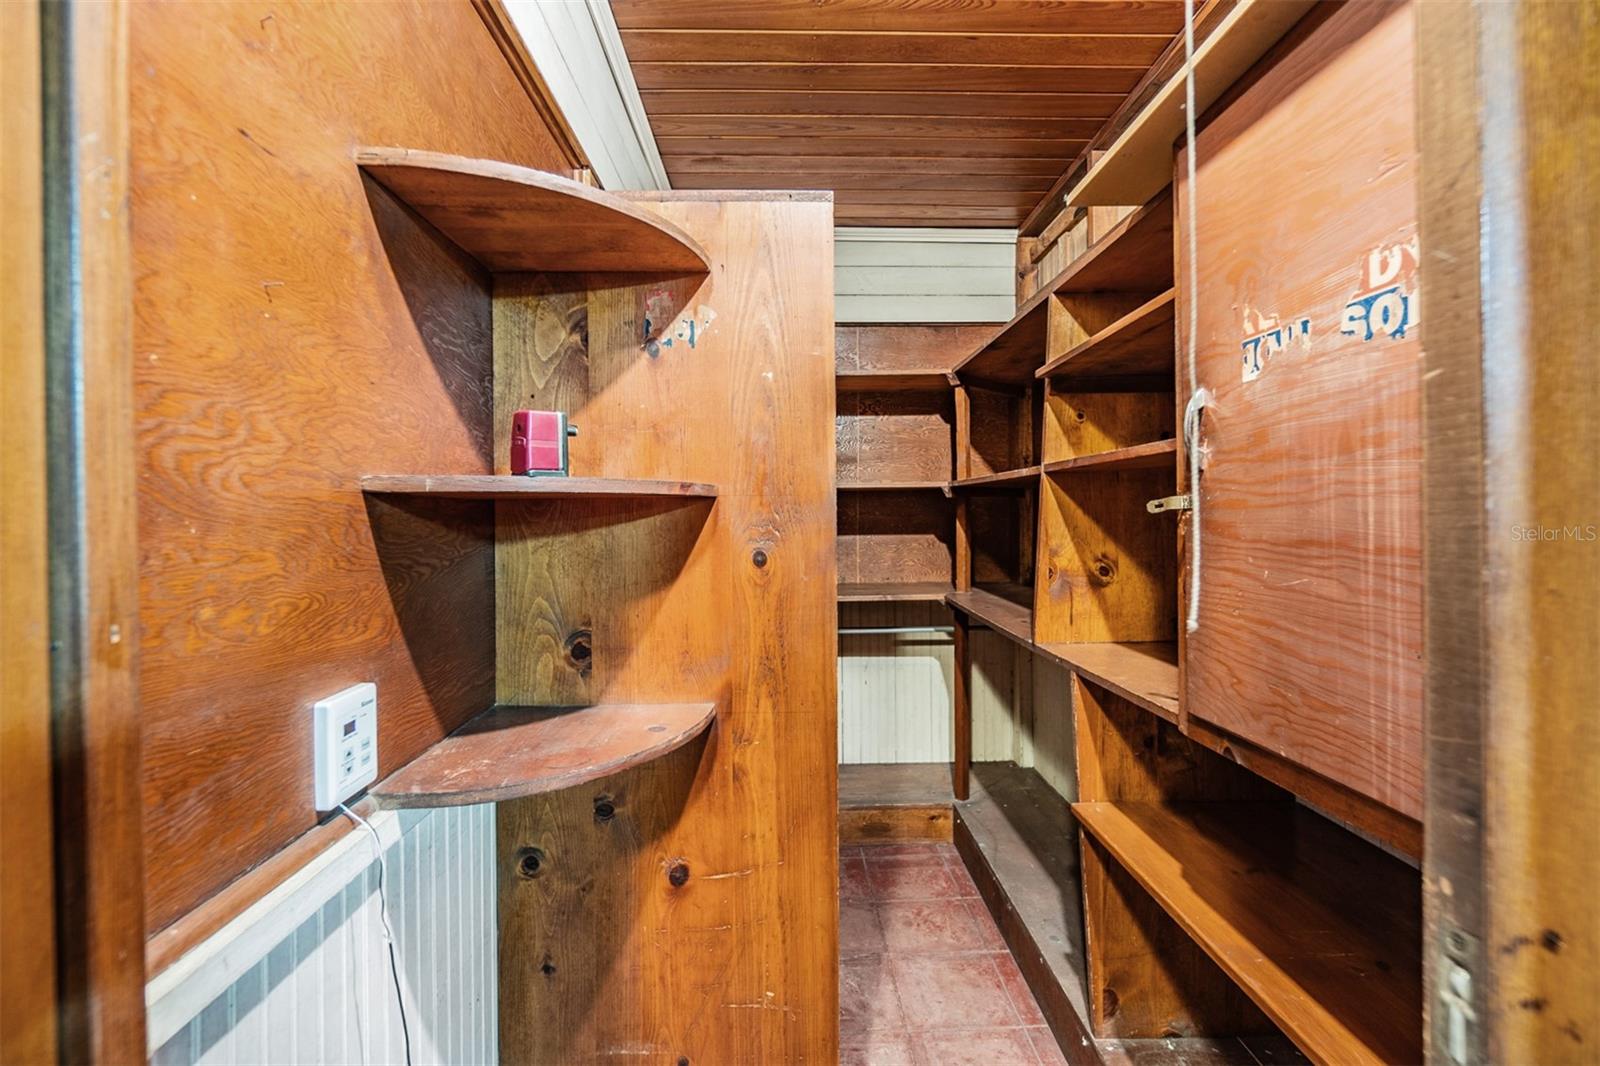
[1182,0,1205,634]
[340,803,414,1066]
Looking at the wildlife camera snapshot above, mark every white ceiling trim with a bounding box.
[502,0,669,190]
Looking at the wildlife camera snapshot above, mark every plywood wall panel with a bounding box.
[1178,0,1423,817]
[131,0,573,934]
[495,196,838,1064]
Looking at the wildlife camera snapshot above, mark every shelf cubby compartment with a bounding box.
[1037,289,1176,388]
[954,191,1174,386]
[1072,801,1421,1065]
[355,147,710,275]
[370,702,716,808]
[361,474,718,499]
[837,581,953,604]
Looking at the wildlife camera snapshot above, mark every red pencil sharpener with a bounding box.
[510,410,578,476]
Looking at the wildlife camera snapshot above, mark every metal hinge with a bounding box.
[1146,494,1192,514]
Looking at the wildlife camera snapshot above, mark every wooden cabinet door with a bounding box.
[1177,0,1423,818]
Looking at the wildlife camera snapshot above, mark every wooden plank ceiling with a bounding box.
[610,0,1187,227]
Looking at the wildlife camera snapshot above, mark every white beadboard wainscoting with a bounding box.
[148,804,496,1066]
[838,602,1077,800]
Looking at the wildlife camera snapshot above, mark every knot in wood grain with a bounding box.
[593,795,616,823]
[667,861,690,887]
[1091,556,1117,585]
[751,548,768,568]
[564,628,593,678]
[516,847,545,879]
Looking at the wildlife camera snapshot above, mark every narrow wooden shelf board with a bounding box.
[950,466,1040,491]
[1034,640,1180,722]
[835,370,953,393]
[1041,439,1177,475]
[955,192,1174,385]
[360,474,718,499]
[1038,289,1176,383]
[945,585,1033,647]
[836,480,950,494]
[370,702,716,808]
[838,581,953,604]
[1072,801,1422,1066]
[1068,0,1320,208]
[355,147,711,274]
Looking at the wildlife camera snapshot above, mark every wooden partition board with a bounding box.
[130,0,581,938]
[1177,0,1423,819]
[493,194,839,1063]
[837,388,952,485]
[836,323,993,375]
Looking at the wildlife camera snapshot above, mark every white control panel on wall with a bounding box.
[313,682,377,810]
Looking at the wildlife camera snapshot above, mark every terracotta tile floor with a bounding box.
[841,842,1067,1066]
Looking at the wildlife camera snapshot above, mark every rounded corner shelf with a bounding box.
[355,146,712,275]
[370,701,717,809]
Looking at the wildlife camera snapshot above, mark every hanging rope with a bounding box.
[1182,0,1206,634]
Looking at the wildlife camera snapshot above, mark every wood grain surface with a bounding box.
[361,474,718,498]
[2,3,57,1057]
[1074,801,1422,1064]
[494,195,838,1063]
[370,702,717,808]
[131,0,572,935]
[356,147,710,275]
[611,1,1187,226]
[1178,0,1423,818]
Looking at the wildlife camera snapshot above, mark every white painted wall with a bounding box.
[838,601,1072,789]
[835,228,1017,323]
[148,805,496,1066]
[501,0,667,190]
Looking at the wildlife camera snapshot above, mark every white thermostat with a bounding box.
[313,682,378,810]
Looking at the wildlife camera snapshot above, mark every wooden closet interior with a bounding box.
[10,1,1596,1064]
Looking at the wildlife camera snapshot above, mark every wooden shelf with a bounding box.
[355,147,711,274]
[1068,0,1319,209]
[945,584,1033,647]
[370,702,716,808]
[835,370,952,393]
[955,192,1174,385]
[1041,439,1177,476]
[1034,640,1179,722]
[360,474,718,499]
[950,466,1040,491]
[1038,289,1175,385]
[837,581,953,603]
[836,479,950,493]
[1072,801,1422,1066]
